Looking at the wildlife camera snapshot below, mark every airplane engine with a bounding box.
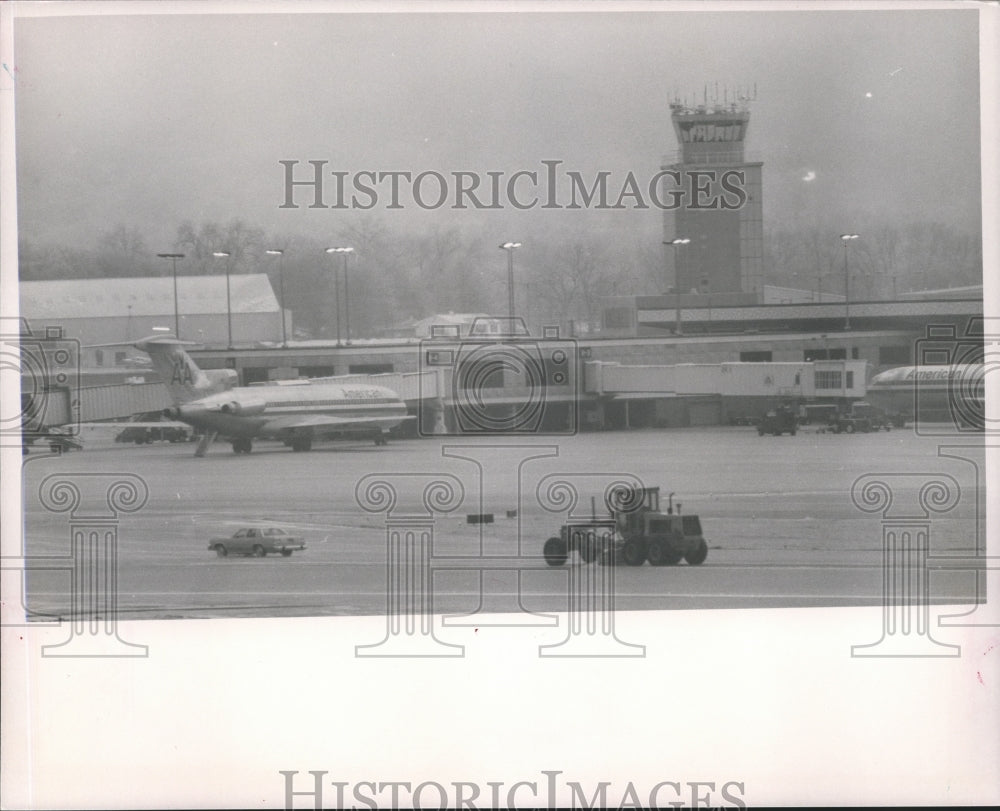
[218,399,266,417]
[163,406,180,419]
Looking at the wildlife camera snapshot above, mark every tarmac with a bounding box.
[17,425,986,621]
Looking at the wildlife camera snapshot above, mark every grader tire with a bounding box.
[622,540,647,567]
[684,539,709,566]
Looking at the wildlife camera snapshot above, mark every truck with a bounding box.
[823,401,905,433]
[542,486,708,568]
[757,405,798,436]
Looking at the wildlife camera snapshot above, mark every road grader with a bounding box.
[542,486,708,567]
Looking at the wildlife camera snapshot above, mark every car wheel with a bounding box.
[252,544,266,557]
[281,550,292,557]
[215,545,228,557]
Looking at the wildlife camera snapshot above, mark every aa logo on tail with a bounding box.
[171,357,194,386]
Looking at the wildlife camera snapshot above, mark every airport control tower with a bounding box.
[663,87,763,302]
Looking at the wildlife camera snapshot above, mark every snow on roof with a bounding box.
[19,275,280,319]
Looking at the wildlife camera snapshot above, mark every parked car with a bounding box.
[208,527,307,558]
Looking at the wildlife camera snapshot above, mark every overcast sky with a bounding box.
[10,3,983,254]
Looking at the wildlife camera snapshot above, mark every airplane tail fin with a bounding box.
[134,336,216,405]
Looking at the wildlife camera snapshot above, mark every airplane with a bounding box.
[134,335,412,456]
[866,363,984,425]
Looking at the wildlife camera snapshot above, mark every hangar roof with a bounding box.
[19,275,280,319]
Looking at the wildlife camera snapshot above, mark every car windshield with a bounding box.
[265,528,286,536]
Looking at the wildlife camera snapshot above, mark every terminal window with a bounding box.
[740,350,772,362]
[815,371,843,390]
[804,348,847,362]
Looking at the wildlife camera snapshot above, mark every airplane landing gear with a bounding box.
[232,438,253,454]
[374,434,389,446]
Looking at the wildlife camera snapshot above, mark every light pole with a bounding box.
[499,242,522,326]
[840,234,859,330]
[324,247,353,346]
[664,238,690,335]
[265,249,288,347]
[325,247,355,344]
[156,252,185,338]
[212,251,233,349]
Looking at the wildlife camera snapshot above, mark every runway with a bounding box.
[17,426,986,621]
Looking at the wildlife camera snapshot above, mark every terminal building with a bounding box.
[16,274,984,436]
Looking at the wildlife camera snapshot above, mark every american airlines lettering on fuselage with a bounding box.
[136,336,411,457]
[866,363,984,423]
